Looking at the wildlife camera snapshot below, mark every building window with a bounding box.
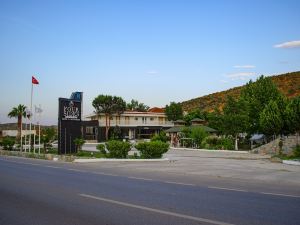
[150,117,154,121]
[86,127,94,134]
[135,117,138,121]
[142,117,147,124]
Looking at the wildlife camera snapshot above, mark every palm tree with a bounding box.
[8,104,27,142]
[92,95,126,140]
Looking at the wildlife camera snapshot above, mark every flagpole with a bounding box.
[24,116,27,152]
[30,82,33,152]
[38,104,41,155]
[20,121,23,152]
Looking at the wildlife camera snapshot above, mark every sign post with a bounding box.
[58,92,83,155]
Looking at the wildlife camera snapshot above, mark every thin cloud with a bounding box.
[226,72,255,80]
[274,40,300,49]
[220,80,229,83]
[233,65,256,69]
[147,70,159,75]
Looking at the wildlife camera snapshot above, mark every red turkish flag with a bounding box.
[32,76,39,85]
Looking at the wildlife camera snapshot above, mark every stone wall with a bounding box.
[0,150,76,162]
[252,135,299,155]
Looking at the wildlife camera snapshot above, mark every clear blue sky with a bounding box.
[1,0,300,125]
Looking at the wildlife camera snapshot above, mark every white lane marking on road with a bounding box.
[127,176,153,181]
[45,165,61,169]
[79,193,234,225]
[208,186,249,192]
[91,171,119,177]
[164,181,196,186]
[260,192,300,198]
[67,168,86,172]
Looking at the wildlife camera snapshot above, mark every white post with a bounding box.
[20,121,23,152]
[33,124,36,154]
[38,121,41,155]
[24,116,27,152]
[30,83,33,153]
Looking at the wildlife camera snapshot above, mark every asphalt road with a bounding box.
[0,156,299,225]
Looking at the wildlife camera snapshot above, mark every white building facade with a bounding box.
[85,108,174,141]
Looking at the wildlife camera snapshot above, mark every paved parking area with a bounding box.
[83,149,300,187]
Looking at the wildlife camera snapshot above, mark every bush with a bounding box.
[2,136,15,151]
[293,145,300,157]
[106,140,131,158]
[217,137,234,150]
[96,144,106,155]
[135,141,169,159]
[151,131,168,143]
[201,136,234,150]
[74,138,86,151]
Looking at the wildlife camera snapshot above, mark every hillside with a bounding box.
[181,71,300,112]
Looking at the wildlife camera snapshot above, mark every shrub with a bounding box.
[135,141,169,159]
[201,136,234,150]
[96,144,106,155]
[151,131,168,143]
[2,136,15,151]
[293,145,300,157]
[106,140,131,158]
[217,137,234,150]
[74,138,86,151]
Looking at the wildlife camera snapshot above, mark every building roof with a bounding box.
[191,118,205,122]
[148,107,165,113]
[165,125,217,133]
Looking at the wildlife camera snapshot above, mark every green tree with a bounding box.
[207,108,223,133]
[241,75,281,133]
[183,109,207,125]
[7,104,27,143]
[286,96,300,144]
[165,102,183,121]
[41,128,56,153]
[222,96,250,150]
[259,100,283,137]
[190,127,208,147]
[92,95,126,140]
[126,99,149,112]
[74,138,86,151]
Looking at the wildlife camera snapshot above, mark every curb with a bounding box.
[170,147,249,154]
[282,160,300,166]
[74,158,172,163]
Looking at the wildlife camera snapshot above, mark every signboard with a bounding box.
[58,92,83,155]
[60,100,81,121]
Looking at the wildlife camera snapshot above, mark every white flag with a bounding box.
[35,105,43,114]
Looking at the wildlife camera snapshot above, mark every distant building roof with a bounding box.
[148,107,165,113]
[165,125,217,133]
[191,118,205,122]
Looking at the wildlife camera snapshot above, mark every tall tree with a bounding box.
[183,109,207,125]
[92,95,126,140]
[41,127,56,153]
[222,96,249,150]
[165,102,183,121]
[7,104,27,143]
[286,96,300,144]
[259,100,283,137]
[241,75,281,133]
[126,99,149,112]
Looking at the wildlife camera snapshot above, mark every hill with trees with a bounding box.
[181,71,300,112]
